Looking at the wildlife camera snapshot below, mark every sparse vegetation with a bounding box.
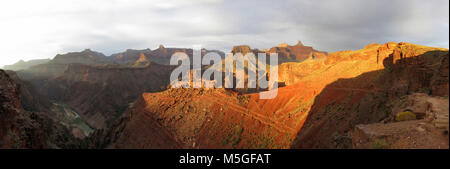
[237,95,251,106]
[395,111,416,122]
[230,125,244,147]
[371,138,389,149]
[222,124,244,147]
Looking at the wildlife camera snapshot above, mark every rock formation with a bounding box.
[289,42,449,148]
[2,59,50,71]
[231,41,327,64]
[0,70,78,148]
[352,93,448,149]
[1,41,448,149]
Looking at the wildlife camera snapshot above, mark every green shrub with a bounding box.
[237,95,250,106]
[395,111,416,121]
[371,138,389,149]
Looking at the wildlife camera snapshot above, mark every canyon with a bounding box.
[0,41,448,149]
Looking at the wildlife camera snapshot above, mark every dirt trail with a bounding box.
[208,92,297,133]
[208,96,296,133]
[153,94,296,134]
[277,86,387,93]
[326,87,387,92]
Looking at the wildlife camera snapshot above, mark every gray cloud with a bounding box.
[0,0,448,66]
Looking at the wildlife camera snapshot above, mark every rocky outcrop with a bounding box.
[431,54,449,96]
[231,45,258,55]
[231,41,327,64]
[352,119,448,149]
[86,93,181,149]
[352,93,448,149]
[290,43,449,148]
[92,88,297,149]
[5,71,52,112]
[267,41,327,62]
[133,53,151,67]
[1,69,82,149]
[391,93,448,129]
[0,70,21,144]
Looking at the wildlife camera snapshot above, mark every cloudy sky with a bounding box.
[0,0,448,67]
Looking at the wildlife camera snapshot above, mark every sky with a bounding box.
[0,0,448,67]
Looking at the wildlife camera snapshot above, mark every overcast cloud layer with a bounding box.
[0,0,448,66]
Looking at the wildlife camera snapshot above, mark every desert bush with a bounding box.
[371,138,389,149]
[395,111,416,122]
[237,95,250,106]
